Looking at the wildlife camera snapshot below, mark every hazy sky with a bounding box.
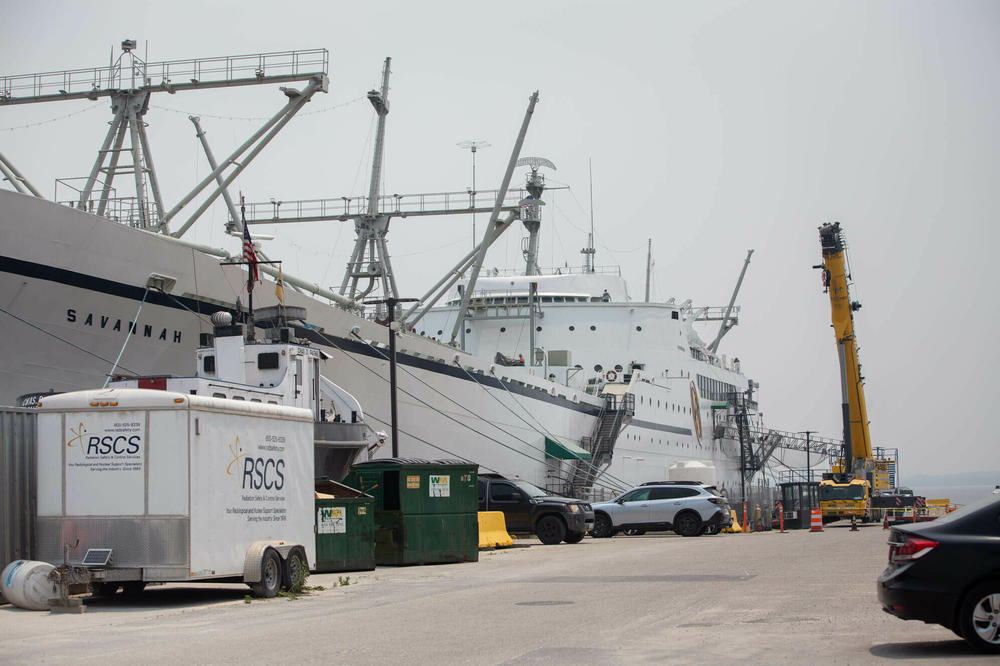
[2,1,997,478]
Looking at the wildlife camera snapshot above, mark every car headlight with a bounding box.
[568,504,579,513]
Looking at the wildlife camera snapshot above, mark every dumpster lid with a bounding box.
[315,479,373,499]
[352,457,477,468]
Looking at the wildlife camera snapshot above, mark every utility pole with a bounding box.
[801,430,816,515]
[365,296,418,458]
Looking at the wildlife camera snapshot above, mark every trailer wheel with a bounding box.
[251,549,282,598]
[282,549,308,593]
[92,582,120,597]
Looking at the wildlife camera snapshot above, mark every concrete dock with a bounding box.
[0,523,985,664]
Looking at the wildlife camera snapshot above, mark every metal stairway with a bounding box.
[568,392,634,494]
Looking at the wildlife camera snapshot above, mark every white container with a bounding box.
[34,388,315,592]
[1,560,57,611]
[668,460,718,486]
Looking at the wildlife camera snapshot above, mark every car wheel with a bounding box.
[622,529,646,536]
[250,549,282,598]
[673,511,703,537]
[564,531,586,544]
[958,582,1000,653]
[535,515,567,545]
[590,513,614,539]
[701,523,719,535]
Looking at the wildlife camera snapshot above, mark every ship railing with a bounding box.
[238,187,529,225]
[484,265,622,278]
[1,48,329,103]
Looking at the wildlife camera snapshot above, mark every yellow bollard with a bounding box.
[478,511,513,548]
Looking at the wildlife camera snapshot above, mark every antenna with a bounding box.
[457,140,491,250]
[581,158,596,272]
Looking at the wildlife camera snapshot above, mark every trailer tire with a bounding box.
[92,582,120,597]
[282,548,308,593]
[251,549,282,598]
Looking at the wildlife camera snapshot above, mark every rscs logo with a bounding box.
[226,435,285,490]
[243,457,285,490]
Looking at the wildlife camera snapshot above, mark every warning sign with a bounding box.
[429,474,450,497]
[317,506,346,534]
[406,475,420,489]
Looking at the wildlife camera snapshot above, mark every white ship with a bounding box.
[1,44,820,500]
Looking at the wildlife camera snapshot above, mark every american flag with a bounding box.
[242,223,260,291]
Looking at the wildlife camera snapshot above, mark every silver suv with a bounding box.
[590,481,733,538]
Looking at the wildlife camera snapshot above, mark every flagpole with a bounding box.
[242,194,255,341]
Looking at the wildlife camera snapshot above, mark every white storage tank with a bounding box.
[668,460,717,486]
[1,560,58,610]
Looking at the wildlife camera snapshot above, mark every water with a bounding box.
[912,485,996,507]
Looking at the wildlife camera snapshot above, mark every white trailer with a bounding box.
[34,388,315,598]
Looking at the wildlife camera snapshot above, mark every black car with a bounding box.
[877,495,1000,653]
[477,474,594,544]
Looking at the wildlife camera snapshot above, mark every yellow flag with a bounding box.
[275,265,285,304]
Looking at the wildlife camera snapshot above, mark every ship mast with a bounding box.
[339,57,398,303]
[644,238,652,302]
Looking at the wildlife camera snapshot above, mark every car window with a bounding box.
[477,481,486,502]
[490,483,519,502]
[512,480,551,498]
[649,487,680,500]
[621,488,651,502]
[676,488,700,498]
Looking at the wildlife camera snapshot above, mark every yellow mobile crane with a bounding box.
[815,222,876,522]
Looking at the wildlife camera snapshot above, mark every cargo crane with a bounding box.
[814,222,876,522]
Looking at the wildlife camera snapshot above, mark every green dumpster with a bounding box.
[314,480,376,573]
[343,458,479,565]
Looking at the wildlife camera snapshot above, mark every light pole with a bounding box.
[457,140,490,250]
[365,296,418,458]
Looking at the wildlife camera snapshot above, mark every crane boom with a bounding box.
[818,222,873,480]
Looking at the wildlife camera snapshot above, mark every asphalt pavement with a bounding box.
[0,523,991,664]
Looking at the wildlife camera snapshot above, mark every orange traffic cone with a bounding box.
[809,507,824,532]
[882,510,889,530]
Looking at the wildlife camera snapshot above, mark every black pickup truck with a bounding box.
[477,474,594,544]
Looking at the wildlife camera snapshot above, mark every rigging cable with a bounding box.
[0,305,138,376]
[454,362,631,492]
[104,286,150,386]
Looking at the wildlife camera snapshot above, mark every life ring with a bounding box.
[605,370,618,382]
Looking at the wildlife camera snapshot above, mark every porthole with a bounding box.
[614,364,623,372]
[437,330,443,335]
[536,326,542,332]
[636,325,642,331]
[420,331,425,336]
[594,364,603,372]
[569,325,575,331]
[500,327,506,333]
[590,325,596,331]
[466,328,471,334]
